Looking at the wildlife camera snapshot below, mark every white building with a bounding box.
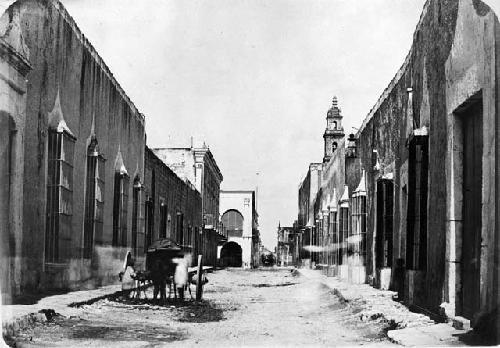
[219,191,259,268]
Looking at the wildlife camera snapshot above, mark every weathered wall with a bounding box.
[220,191,256,268]
[144,147,202,266]
[2,0,146,294]
[0,7,31,302]
[310,0,498,326]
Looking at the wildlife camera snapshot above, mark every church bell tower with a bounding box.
[323,96,345,163]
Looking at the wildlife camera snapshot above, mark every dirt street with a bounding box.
[9,268,395,347]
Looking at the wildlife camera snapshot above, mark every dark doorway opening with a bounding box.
[220,241,243,267]
[460,101,483,319]
[376,179,394,268]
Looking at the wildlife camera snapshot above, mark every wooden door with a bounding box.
[462,102,482,319]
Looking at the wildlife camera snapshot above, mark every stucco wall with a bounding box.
[144,147,202,262]
[0,14,31,302]
[311,0,498,324]
[220,191,255,268]
[3,0,147,294]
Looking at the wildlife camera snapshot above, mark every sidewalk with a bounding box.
[298,268,469,346]
[1,284,122,340]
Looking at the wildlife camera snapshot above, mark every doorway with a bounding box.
[220,242,243,267]
[460,101,483,319]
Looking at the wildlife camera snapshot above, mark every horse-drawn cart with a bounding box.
[145,238,207,301]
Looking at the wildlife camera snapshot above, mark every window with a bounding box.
[406,135,428,270]
[144,198,154,252]
[222,210,244,238]
[159,201,167,239]
[376,179,394,268]
[176,213,184,245]
[83,139,105,259]
[45,129,75,263]
[351,195,367,265]
[329,211,338,266]
[338,206,349,265]
[112,172,129,247]
[131,178,142,254]
[333,120,337,129]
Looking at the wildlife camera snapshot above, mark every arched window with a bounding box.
[332,142,338,152]
[221,210,244,238]
[159,200,167,239]
[113,172,129,247]
[333,120,337,129]
[83,138,105,259]
[131,176,142,254]
[46,127,75,262]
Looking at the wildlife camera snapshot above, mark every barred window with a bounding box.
[329,211,338,266]
[144,198,154,252]
[222,210,244,238]
[176,213,184,245]
[112,173,129,247]
[351,195,367,265]
[159,200,167,239]
[338,206,349,265]
[83,139,105,259]
[46,130,75,263]
[131,178,143,254]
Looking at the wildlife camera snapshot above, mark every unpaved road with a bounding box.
[9,268,395,347]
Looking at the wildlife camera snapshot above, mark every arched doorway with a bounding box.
[220,241,243,267]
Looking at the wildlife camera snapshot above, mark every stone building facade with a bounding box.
[276,225,301,267]
[298,0,499,338]
[297,162,322,264]
[0,0,147,299]
[143,147,202,266]
[0,9,31,303]
[152,145,225,267]
[219,190,260,268]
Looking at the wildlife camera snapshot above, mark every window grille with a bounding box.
[83,140,105,259]
[131,178,142,254]
[339,207,349,265]
[329,211,338,266]
[144,198,154,252]
[176,213,184,245]
[222,210,244,238]
[351,195,367,265]
[159,201,167,239]
[112,173,129,247]
[45,130,75,263]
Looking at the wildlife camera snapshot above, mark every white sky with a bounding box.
[60,0,427,250]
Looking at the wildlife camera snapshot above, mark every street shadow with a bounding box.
[251,282,299,288]
[104,295,226,323]
[456,330,498,346]
[59,316,186,342]
[177,300,225,323]
[11,288,72,305]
